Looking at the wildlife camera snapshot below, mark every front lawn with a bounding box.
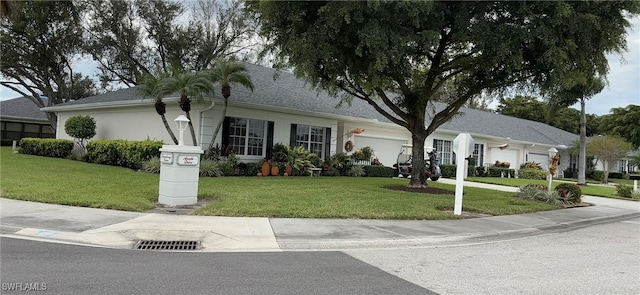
[1,147,559,219]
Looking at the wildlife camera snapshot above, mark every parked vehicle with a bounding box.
[393,144,441,181]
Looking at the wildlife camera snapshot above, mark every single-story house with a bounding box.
[1,97,55,145]
[42,63,583,175]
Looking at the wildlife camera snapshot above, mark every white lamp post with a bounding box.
[548,147,558,192]
[174,115,190,146]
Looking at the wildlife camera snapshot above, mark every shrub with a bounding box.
[199,160,223,177]
[591,170,604,181]
[328,152,352,175]
[554,183,583,203]
[632,191,640,201]
[563,168,574,179]
[140,157,161,174]
[19,138,74,158]
[488,167,515,178]
[246,162,262,176]
[518,168,548,180]
[439,164,456,178]
[475,166,488,177]
[86,139,163,169]
[608,172,625,179]
[615,184,633,199]
[363,165,394,177]
[64,115,96,154]
[348,165,365,177]
[514,184,563,205]
[353,146,374,161]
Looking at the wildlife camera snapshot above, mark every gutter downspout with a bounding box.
[199,101,216,150]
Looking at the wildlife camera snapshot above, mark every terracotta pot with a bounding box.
[261,161,270,176]
[257,172,262,177]
[271,166,279,176]
[285,164,293,176]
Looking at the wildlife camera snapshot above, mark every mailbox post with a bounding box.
[452,133,474,216]
[158,116,203,206]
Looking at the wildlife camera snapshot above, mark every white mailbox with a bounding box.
[452,133,475,216]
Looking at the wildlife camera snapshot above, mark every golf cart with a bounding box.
[393,144,441,181]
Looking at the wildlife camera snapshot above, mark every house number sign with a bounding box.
[177,155,199,166]
[160,152,173,164]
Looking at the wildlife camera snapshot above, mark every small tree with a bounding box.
[586,136,632,184]
[64,115,96,155]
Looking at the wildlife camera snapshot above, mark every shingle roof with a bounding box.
[0,97,48,121]
[51,62,578,147]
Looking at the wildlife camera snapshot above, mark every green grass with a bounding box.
[465,177,635,200]
[1,147,559,218]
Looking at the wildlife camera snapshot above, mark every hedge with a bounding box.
[439,164,456,178]
[19,138,74,158]
[488,166,515,178]
[363,165,394,177]
[86,139,163,169]
[517,168,548,180]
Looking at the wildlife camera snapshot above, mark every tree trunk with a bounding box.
[160,114,179,144]
[578,98,587,185]
[603,161,609,184]
[185,111,197,146]
[408,130,428,188]
[208,97,229,154]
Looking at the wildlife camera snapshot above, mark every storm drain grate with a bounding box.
[134,240,201,251]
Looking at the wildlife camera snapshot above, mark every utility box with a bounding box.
[158,145,204,206]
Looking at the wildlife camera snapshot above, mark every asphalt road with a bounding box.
[0,238,432,295]
[347,217,640,294]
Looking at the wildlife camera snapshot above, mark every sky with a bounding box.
[1,17,638,116]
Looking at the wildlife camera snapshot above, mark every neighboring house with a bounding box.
[42,63,579,174]
[1,97,55,144]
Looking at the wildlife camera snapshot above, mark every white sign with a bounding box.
[453,133,475,216]
[160,152,173,164]
[177,155,199,166]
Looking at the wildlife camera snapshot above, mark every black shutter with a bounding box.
[266,121,274,159]
[290,124,297,147]
[324,127,331,160]
[221,117,230,153]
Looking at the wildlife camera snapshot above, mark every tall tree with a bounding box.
[599,105,640,149]
[206,59,254,155]
[586,136,632,184]
[496,96,548,123]
[155,69,213,146]
[249,1,639,187]
[83,0,259,88]
[0,0,95,128]
[137,72,179,145]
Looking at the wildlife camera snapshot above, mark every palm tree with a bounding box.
[549,76,604,185]
[137,73,179,145]
[206,60,254,155]
[156,68,213,146]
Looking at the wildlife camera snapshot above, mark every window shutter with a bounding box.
[221,117,230,152]
[324,127,331,160]
[266,121,274,158]
[290,124,297,147]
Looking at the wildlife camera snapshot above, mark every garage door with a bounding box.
[354,135,407,167]
[490,148,519,168]
[528,153,549,170]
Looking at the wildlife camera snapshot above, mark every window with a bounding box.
[619,160,628,173]
[433,139,452,165]
[472,144,484,167]
[225,117,267,156]
[295,125,325,158]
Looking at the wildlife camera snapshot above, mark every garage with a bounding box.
[528,153,549,170]
[490,148,519,168]
[353,135,407,167]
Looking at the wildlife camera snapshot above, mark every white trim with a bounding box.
[354,134,408,141]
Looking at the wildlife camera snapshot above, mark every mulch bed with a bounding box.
[384,185,454,195]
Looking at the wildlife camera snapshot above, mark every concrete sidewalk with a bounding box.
[1,180,638,252]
